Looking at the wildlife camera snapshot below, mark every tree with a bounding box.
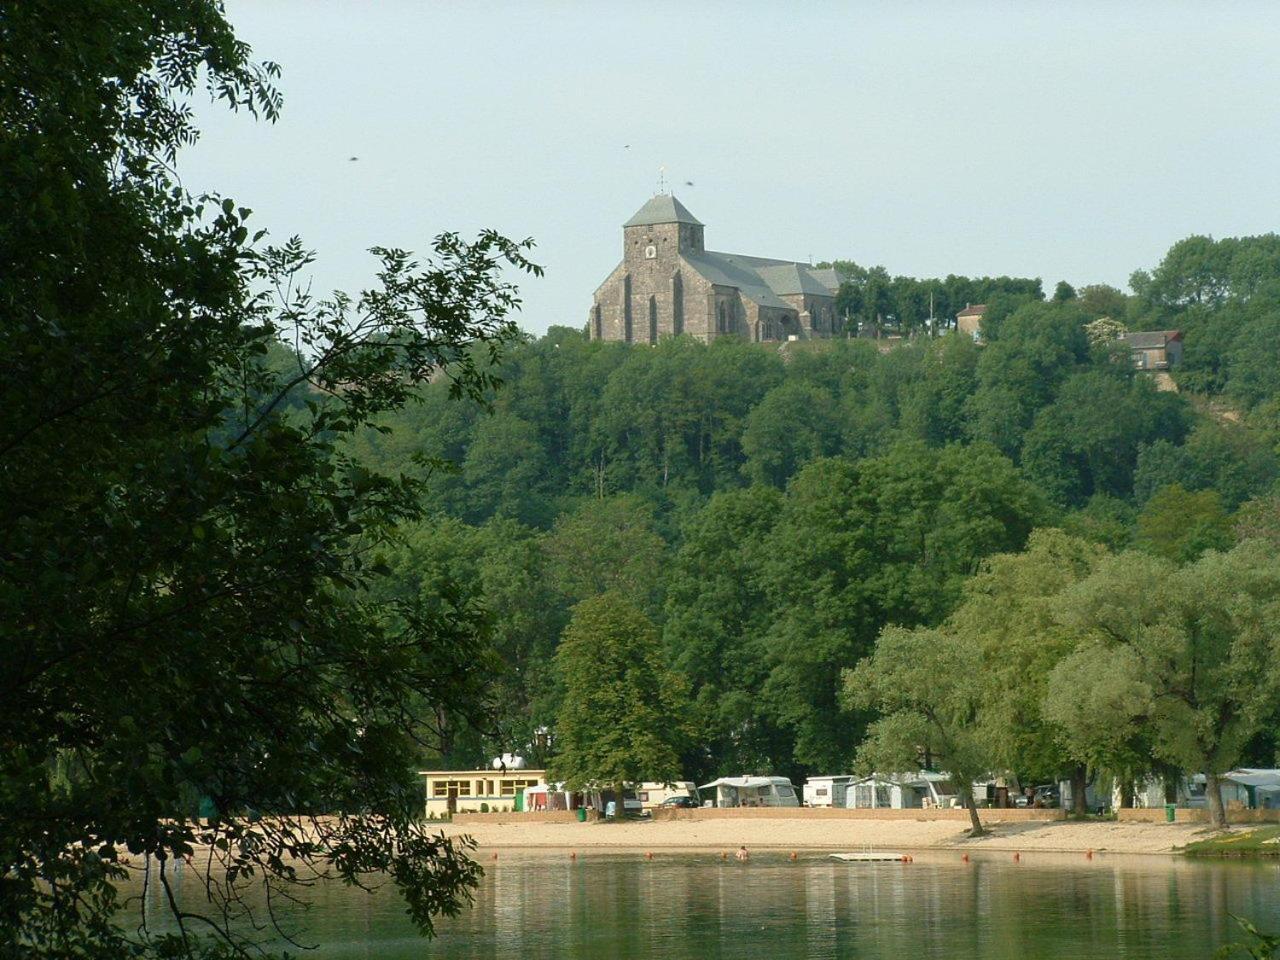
[1053,280,1077,303]
[741,381,839,487]
[1083,315,1127,349]
[542,494,667,609]
[663,487,790,779]
[946,530,1108,808]
[379,517,565,766]
[1134,421,1279,509]
[758,443,1045,770]
[1043,643,1158,808]
[1234,495,1280,549]
[1050,543,1280,826]
[843,626,993,835]
[549,595,688,805]
[1077,283,1130,320]
[1060,494,1137,551]
[1135,484,1232,563]
[1021,371,1189,505]
[461,412,553,525]
[1,5,539,956]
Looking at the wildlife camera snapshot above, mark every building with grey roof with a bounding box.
[589,195,840,344]
[1123,329,1183,369]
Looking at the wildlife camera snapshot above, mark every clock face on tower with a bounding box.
[644,244,657,260]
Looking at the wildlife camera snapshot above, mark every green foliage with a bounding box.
[1021,371,1189,505]
[1215,915,1280,960]
[1135,484,1233,562]
[949,530,1108,783]
[843,625,992,833]
[663,488,790,779]
[1234,495,1280,548]
[1134,420,1278,509]
[1060,494,1138,551]
[378,516,564,765]
[1131,234,1280,406]
[542,494,668,609]
[1,4,539,956]
[741,381,839,487]
[549,595,688,792]
[755,442,1045,770]
[827,261,1042,336]
[1077,284,1131,320]
[1050,543,1280,825]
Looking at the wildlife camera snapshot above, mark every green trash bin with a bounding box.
[1164,803,1176,823]
[576,807,587,822]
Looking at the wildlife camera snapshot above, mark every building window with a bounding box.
[672,273,683,335]
[717,301,727,333]
[649,295,657,344]
[432,782,448,798]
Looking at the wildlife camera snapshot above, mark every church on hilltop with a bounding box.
[589,195,840,344]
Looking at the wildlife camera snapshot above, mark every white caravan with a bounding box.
[699,776,799,808]
[803,775,857,808]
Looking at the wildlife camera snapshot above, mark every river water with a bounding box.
[139,850,1280,959]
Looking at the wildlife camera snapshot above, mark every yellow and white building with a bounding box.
[420,768,547,817]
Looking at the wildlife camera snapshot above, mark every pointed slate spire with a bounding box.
[623,194,703,227]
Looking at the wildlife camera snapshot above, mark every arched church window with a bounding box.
[648,296,658,344]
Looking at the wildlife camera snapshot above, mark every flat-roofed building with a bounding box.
[420,768,547,817]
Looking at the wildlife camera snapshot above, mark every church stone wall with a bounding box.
[591,198,834,345]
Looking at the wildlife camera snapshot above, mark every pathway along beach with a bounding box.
[440,817,1249,856]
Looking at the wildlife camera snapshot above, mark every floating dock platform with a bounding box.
[830,852,907,862]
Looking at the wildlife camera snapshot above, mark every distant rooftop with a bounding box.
[957,304,987,317]
[1124,330,1182,348]
[623,194,703,227]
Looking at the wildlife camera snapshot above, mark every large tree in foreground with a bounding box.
[549,595,688,806]
[1,4,538,957]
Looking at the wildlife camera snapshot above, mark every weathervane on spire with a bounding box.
[657,165,667,195]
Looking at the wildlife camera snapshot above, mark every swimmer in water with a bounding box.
[735,846,749,862]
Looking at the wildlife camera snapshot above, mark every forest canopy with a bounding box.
[352,237,1280,788]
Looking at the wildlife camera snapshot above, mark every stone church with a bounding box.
[589,195,840,344]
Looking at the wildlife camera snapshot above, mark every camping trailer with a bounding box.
[699,776,799,808]
[803,775,856,808]
[845,772,959,809]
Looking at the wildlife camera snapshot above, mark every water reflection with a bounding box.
[139,851,1280,959]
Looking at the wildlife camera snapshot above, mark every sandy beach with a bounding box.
[439,816,1232,856]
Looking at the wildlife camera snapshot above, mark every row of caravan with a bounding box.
[421,767,958,817]
[698,772,959,809]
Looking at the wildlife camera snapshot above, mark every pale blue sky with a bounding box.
[183,1,1280,335]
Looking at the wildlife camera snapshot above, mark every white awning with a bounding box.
[1225,769,1280,789]
[699,776,782,791]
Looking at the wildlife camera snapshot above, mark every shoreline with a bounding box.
[438,816,1236,857]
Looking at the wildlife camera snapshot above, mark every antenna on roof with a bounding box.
[657,165,667,195]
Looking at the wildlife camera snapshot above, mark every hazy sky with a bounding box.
[183,2,1280,335]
